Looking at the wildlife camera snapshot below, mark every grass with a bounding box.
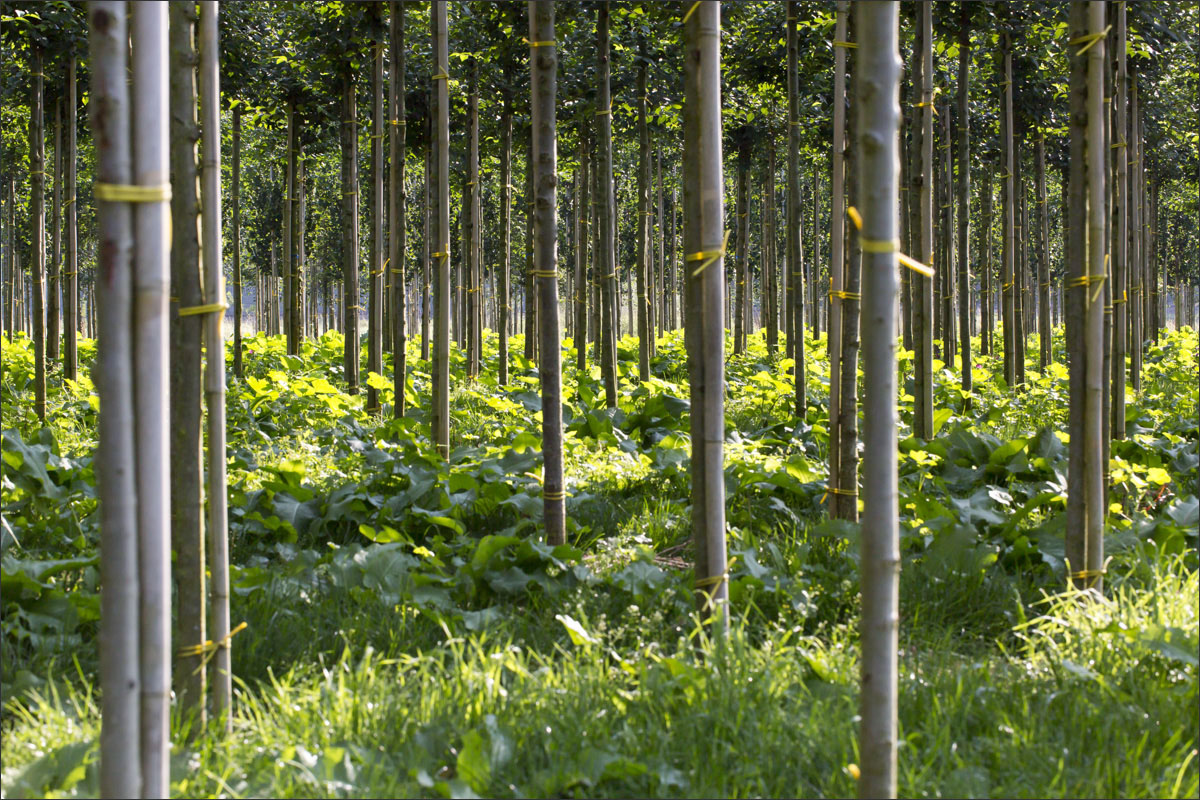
[2,324,1197,798]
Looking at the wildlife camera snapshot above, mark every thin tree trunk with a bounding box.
[168,0,205,732]
[855,8,901,795]
[367,7,385,413]
[1001,38,1017,388]
[342,69,360,394]
[232,106,243,379]
[915,1,934,437]
[766,133,778,355]
[829,1,849,486]
[788,1,805,414]
[981,169,993,356]
[956,11,972,403]
[499,49,512,384]
[575,120,589,371]
[284,101,294,350]
[89,5,140,793]
[65,58,78,379]
[422,138,431,361]
[1129,73,1141,392]
[1065,1,1090,589]
[390,1,407,417]
[683,0,728,627]
[837,57,861,524]
[1079,0,1107,590]
[49,97,61,364]
[597,3,617,408]
[431,1,451,458]
[198,0,231,728]
[133,4,172,792]
[636,40,650,380]
[529,3,565,545]
[467,59,481,378]
[1037,135,1052,370]
[734,143,748,355]
[30,43,46,423]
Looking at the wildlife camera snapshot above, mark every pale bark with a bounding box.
[956,12,972,402]
[787,1,805,414]
[597,3,617,407]
[31,43,46,423]
[390,1,407,417]
[368,5,385,412]
[829,1,848,485]
[133,3,172,793]
[89,4,140,793]
[856,5,901,794]
[343,66,360,394]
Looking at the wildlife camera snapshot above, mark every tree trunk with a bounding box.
[575,120,589,371]
[367,5,385,413]
[499,48,512,384]
[597,3,617,408]
[168,0,206,733]
[30,43,46,423]
[1129,72,1141,393]
[765,133,778,355]
[734,142,748,355]
[683,0,728,627]
[1037,135,1052,370]
[837,53,861,524]
[529,3,565,545]
[467,58,481,378]
[49,97,61,364]
[1078,0,1107,590]
[829,1,849,485]
[956,11,972,403]
[787,1,805,414]
[198,0,231,728]
[422,134,431,361]
[134,4,172,792]
[431,1,451,458]
[390,1,407,417]
[284,101,294,350]
[232,106,243,379]
[855,9,901,796]
[636,41,650,380]
[342,68,360,394]
[980,169,993,356]
[89,5,140,793]
[1001,38,1017,388]
[65,58,78,378]
[914,1,934,438]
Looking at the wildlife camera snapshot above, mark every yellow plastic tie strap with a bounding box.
[1111,140,1127,148]
[913,101,939,116]
[898,252,935,278]
[860,237,895,254]
[846,205,863,232]
[94,182,172,203]
[687,229,731,278]
[829,290,861,301]
[833,40,858,49]
[178,621,248,675]
[524,38,556,47]
[1069,25,1111,56]
[682,1,701,24]
[390,119,406,126]
[178,302,227,317]
[532,269,558,278]
[543,489,566,501]
[432,70,449,81]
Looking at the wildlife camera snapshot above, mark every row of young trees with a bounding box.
[2,1,1194,798]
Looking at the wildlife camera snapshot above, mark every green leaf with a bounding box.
[555,613,597,646]
[457,730,491,794]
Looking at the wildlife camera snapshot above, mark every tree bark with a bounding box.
[788,1,805,413]
[636,40,650,380]
[855,8,901,795]
[65,57,78,379]
[597,3,617,407]
[1001,37,1017,388]
[89,5,140,793]
[342,67,360,394]
[466,58,481,378]
[232,106,243,379]
[914,2,934,437]
[30,43,46,423]
[198,0,231,728]
[134,4,172,792]
[683,0,728,627]
[575,120,589,371]
[390,1,407,417]
[734,142,748,355]
[367,5,385,413]
[529,2,565,545]
[49,97,61,364]
[431,1,451,457]
[499,43,513,384]
[168,0,206,731]
[1037,135,1052,370]
[956,11,972,403]
[829,1,849,485]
